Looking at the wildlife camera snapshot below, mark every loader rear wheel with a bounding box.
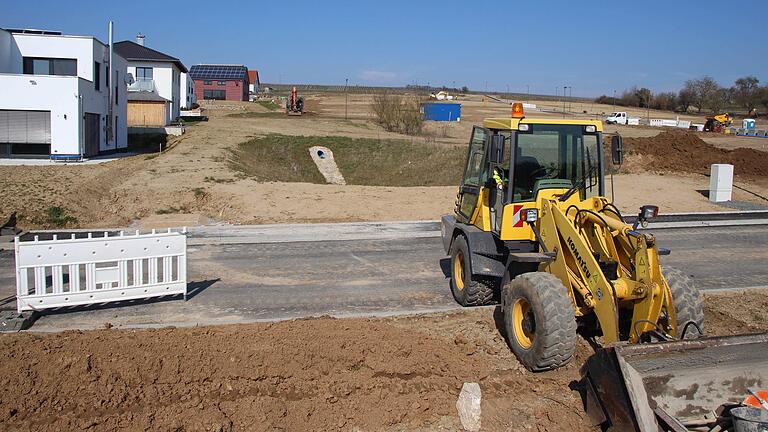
[503,272,576,371]
[664,267,705,339]
[449,235,495,307]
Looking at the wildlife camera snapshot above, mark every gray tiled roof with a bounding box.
[114,41,187,73]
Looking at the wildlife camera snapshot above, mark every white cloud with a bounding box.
[359,70,399,83]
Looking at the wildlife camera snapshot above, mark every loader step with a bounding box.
[508,252,556,263]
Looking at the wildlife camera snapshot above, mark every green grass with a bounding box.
[254,100,280,111]
[46,206,77,227]
[228,134,465,186]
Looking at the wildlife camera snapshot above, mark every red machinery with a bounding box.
[286,86,304,116]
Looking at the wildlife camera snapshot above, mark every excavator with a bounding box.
[703,113,732,133]
[441,103,768,430]
[285,86,304,116]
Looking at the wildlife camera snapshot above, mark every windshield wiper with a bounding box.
[559,165,599,202]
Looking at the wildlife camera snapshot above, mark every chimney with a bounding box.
[136,33,145,46]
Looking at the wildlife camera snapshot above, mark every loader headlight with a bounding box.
[585,125,596,133]
[635,205,659,228]
[640,205,659,220]
[525,208,539,223]
[518,124,530,131]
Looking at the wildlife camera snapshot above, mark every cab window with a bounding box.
[512,124,600,202]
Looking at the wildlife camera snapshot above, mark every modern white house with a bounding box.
[0,28,128,159]
[115,36,190,126]
[181,72,196,109]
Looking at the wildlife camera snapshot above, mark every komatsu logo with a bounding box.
[567,237,591,279]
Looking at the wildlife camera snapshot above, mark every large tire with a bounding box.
[449,235,495,307]
[502,272,577,371]
[664,267,705,339]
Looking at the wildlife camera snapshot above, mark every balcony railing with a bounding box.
[128,78,155,92]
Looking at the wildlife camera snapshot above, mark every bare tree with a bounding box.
[731,76,760,114]
[707,87,731,113]
[653,92,678,111]
[619,87,641,107]
[759,85,768,113]
[634,88,652,108]
[677,87,694,112]
[687,76,720,112]
[371,92,424,135]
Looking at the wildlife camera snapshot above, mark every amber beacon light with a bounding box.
[511,102,525,118]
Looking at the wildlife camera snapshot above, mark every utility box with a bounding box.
[742,118,756,129]
[422,102,461,122]
[709,164,734,203]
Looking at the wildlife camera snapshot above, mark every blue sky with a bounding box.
[4,0,767,96]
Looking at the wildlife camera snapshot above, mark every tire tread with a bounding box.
[503,272,577,371]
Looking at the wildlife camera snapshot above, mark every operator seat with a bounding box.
[514,156,543,197]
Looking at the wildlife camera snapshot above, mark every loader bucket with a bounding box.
[579,333,768,431]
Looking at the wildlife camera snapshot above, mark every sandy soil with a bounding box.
[1,96,766,230]
[0,291,765,432]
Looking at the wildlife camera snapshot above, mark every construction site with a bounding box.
[1,91,767,431]
[2,3,768,431]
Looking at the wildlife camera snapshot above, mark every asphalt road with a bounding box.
[1,223,766,331]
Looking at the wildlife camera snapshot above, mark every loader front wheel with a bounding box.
[449,235,495,306]
[503,272,576,371]
[664,267,705,339]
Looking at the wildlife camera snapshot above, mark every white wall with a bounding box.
[180,72,195,109]
[13,34,96,81]
[0,75,80,154]
[126,61,181,123]
[0,33,128,156]
[87,52,127,151]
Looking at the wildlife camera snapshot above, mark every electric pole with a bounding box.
[344,78,349,120]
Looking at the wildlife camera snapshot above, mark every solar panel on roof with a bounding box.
[189,65,247,80]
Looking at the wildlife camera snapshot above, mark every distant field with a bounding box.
[228,134,465,186]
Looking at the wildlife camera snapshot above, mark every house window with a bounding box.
[217,81,226,86]
[94,62,101,90]
[203,80,212,85]
[136,67,153,80]
[203,90,226,100]
[22,57,77,76]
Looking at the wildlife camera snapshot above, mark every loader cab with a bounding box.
[455,113,605,237]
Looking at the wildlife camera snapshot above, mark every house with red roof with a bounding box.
[248,70,260,95]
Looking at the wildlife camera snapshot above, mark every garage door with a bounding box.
[0,110,51,157]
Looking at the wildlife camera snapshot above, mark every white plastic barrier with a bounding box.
[650,118,691,129]
[15,229,187,312]
[650,119,679,127]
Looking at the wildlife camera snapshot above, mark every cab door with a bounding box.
[456,126,490,223]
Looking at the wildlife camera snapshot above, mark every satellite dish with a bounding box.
[125,73,135,85]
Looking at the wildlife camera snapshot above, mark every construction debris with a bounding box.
[456,382,482,431]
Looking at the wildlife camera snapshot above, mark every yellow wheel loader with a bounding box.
[441,104,768,430]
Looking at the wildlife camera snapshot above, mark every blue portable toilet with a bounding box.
[422,102,461,122]
[742,118,756,129]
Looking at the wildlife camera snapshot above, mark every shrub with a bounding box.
[46,206,77,227]
[372,93,424,135]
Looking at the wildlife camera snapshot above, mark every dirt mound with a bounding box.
[0,312,593,432]
[623,130,768,177]
[1,293,765,432]
[703,290,768,335]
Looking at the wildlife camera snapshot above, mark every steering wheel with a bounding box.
[529,165,558,179]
